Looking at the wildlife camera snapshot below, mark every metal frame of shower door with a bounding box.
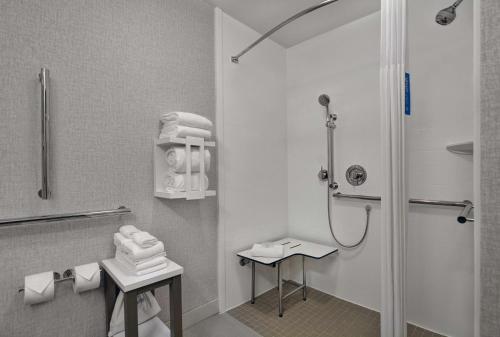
[250,256,307,317]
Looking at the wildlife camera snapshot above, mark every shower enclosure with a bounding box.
[216,0,477,336]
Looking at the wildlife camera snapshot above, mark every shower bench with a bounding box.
[237,237,337,317]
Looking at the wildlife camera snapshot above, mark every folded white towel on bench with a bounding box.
[250,243,284,258]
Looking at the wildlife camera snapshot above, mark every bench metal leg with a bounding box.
[104,271,118,333]
[124,290,138,337]
[302,256,307,301]
[278,262,283,317]
[251,261,255,304]
[170,275,183,337]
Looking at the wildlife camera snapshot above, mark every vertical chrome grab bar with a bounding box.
[38,68,50,199]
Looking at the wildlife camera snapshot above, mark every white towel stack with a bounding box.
[113,225,168,276]
[159,112,213,140]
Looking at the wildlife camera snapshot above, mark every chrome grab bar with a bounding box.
[0,206,131,227]
[38,68,50,199]
[332,193,474,223]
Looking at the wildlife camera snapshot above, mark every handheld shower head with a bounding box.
[436,0,463,25]
[318,94,330,107]
[318,94,331,116]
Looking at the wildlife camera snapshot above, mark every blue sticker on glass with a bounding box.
[405,72,411,116]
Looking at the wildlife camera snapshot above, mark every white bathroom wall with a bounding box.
[406,0,474,336]
[286,12,382,311]
[216,10,288,310]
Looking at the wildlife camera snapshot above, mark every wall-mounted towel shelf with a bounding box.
[154,136,216,200]
[0,206,131,227]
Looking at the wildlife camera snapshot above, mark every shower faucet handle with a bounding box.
[318,167,328,181]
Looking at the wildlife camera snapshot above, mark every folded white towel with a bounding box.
[113,232,131,248]
[130,231,158,248]
[118,251,166,266]
[250,243,285,258]
[160,111,213,130]
[116,257,168,276]
[165,146,211,173]
[120,240,165,262]
[119,225,140,239]
[160,125,212,140]
[163,172,209,192]
[116,250,168,271]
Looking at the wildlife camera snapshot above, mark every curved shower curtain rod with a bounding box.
[231,0,340,63]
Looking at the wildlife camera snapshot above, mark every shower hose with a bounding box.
[327,188,371,248]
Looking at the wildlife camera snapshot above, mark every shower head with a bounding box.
[318,94,330,107]
[436,0,463,25]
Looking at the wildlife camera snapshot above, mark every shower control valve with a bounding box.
[318,167,328,181]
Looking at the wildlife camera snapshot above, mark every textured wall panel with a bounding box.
[0,1,216,336]
[480,0,500,335]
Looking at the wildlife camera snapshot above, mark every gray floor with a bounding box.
[185,313,263,337]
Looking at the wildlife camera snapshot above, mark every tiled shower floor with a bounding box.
[229,284,444,337]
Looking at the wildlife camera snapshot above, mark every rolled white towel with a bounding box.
[131,231,158,248]
[250,243,285,258]
[115,250,168,271]
[165,146,211,173]
[160,111,213,130]
[163,172,209,192]
[113,232,131,248]
[119,225,140,239]
[160,125,211,140]
[120,240,165,262]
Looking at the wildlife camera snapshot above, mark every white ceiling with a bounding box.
[206,0,381,48]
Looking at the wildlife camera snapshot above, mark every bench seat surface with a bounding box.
[237,237,338,265]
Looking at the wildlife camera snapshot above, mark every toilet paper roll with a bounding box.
[73,262,101,293]
[24,271,55,305]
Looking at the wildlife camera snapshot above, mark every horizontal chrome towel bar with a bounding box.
[0,206,131,227]
[332,193,474,223]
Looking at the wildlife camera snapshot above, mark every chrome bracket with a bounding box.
[318,166,328,181]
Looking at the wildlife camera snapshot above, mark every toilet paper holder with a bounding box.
[18,268,102,293]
